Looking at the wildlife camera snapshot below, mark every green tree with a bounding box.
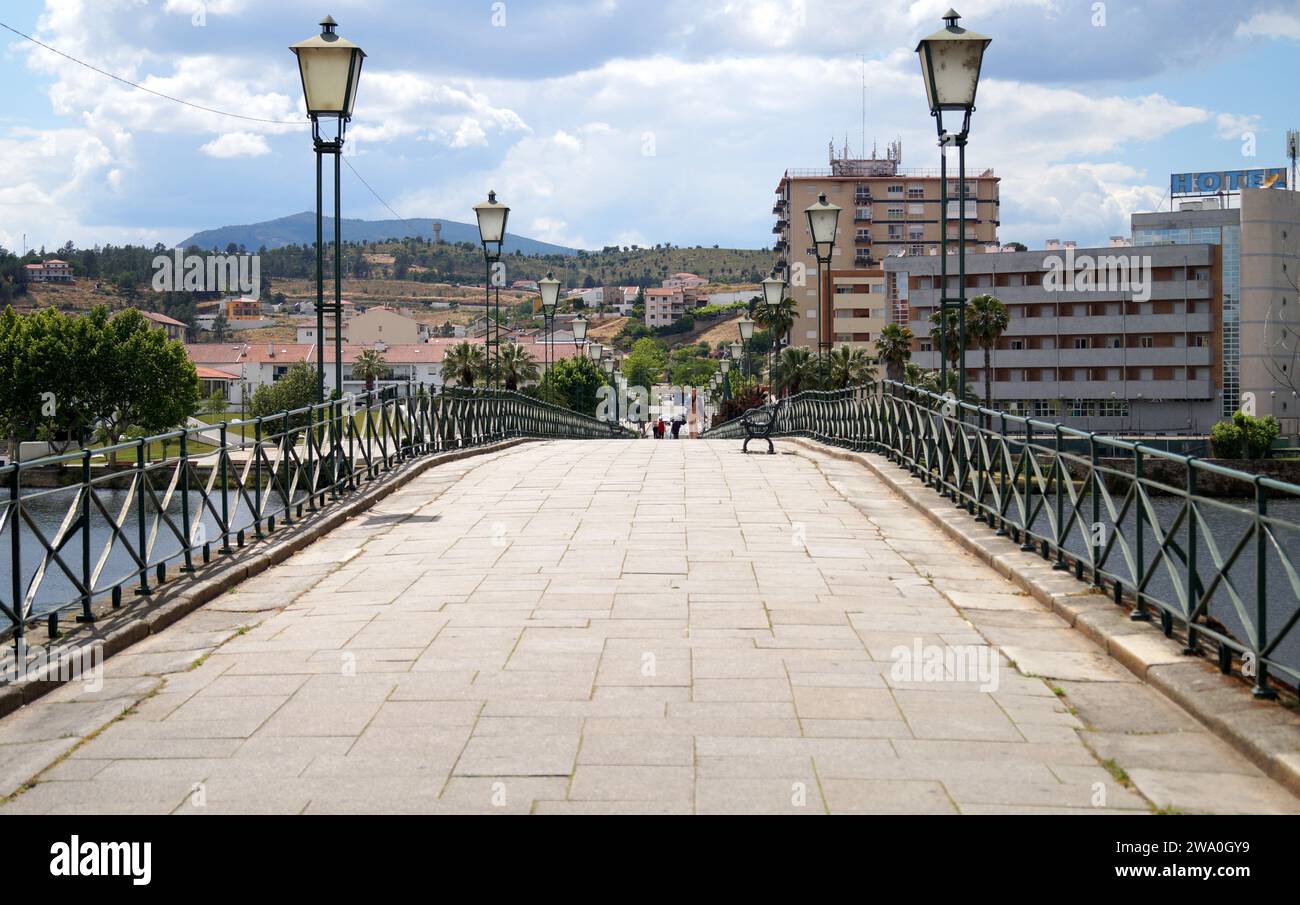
[249,360,319,430]
[498,342,540,391]
[669,356,718,389]
[538,355,604,416]
[622,336,668,389]
[875,323,914,383]
[443,341,485,387]
[352,348,391,393]
[755,296,797,382]
[89,309,201,463]
[966,294,1009,408]
[827,345,877,389]
[929,307,963,372]
[774,346,818,396]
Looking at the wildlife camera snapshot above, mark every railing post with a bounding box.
[179,431,194,573]
[995,412,1008,536]
[218,423,233,554]
[1053,424,1068,570]
[9,466,22,650]
[1130,445,1149,621]
[253,417,265,540]
[79,448,94,622]
[135,438,151,596]
[1252,478,1277,699]
[1089,433,1101,588]
[1020,419,1035,552]
[1183,460,1200,653]
[305,407,318,513]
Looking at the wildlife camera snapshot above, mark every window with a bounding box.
[907,186,924,199]
[1192,335,1206,347]
[1139,336,1154,348]
[888,207,904,219]
[909,244,926,257]
[1074,338,1090,350]
[908,203,924,216]
[1010,339,1025,351]
[887,185,903,195]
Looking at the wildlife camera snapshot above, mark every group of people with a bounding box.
[644,387,708,440]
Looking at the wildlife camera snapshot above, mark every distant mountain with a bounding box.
[176,212,580,256]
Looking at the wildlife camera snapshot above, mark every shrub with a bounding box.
[1210,411,1280,460]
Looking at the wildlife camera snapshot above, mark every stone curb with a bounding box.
[0,438,532,720]
[778,437,1300,800]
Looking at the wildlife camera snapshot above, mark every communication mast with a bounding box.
[1288,130,1299,191]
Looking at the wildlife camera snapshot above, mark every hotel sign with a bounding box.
[1171,168,1287,196]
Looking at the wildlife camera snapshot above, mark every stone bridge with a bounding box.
[1,439,1297,814]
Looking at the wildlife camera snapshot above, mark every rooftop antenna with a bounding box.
[861,54,866,162]
[1288,129,1299,191]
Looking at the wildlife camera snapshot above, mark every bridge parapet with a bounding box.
[0,385,630,648]
[706,380,1300,700]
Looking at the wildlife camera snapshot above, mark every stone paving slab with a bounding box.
[0,440,1297,814]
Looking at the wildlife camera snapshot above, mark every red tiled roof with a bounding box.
[137,310,188,328]
[195,366,238,380]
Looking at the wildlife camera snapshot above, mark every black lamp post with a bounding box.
[602,354,618,424]
[917,8,990,402]
[804,193,841,370]
[474,190,510,391]
[539,271,561,377]
[292,16,365,403]
[720,356,732,403]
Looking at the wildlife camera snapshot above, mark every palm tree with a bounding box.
[928,307,963,373]
[966,294,1009,409]
[875,323,914,384]
[827,345,877,389]
[498,342,540,392]
[443,341,485,388]
[352,349,390,394]
[755,296,797,384]
[774,347,818,396]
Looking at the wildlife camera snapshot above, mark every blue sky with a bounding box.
[1,0,1298,253]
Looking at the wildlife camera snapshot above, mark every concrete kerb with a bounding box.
[776,436,1300,800]
[0,438,533,718]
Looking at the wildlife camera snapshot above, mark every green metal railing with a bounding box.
[1,386,628,647]
[705,381,1300,697]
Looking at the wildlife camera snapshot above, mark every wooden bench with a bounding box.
[742,404,779,454]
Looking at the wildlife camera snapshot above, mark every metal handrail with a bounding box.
[705,380,1300,697]
[1,386,631,647]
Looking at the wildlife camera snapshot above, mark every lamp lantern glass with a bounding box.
[804,193,841,260]
[539,272,561,316]
[473,190,510,254]
[291,17,366,119]
[738,317,755,341]
[915,9,990,131]
[572,313,588,344]
[761,272,785,309]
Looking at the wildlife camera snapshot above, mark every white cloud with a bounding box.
[1237,10,1300,40]
[200,132,271,158]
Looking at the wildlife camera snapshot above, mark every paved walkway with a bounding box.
[2,440,1297,814]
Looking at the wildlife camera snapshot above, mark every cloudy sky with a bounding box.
[1,0,1297,253]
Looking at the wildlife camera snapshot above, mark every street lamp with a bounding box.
[739,314,755,379]
[474,190,510,391]
[602,355,617,424]
[917,8,989,403]
[572,311,589,356]
[292,15,365,403]
[804,193,841,368]
[539,271,561,376]
[761,269,786,387]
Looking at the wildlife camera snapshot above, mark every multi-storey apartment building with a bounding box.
[644,288,687,328]
[885,242,1223,434]
[774,142,1000,352]
[1133,185,1300,427]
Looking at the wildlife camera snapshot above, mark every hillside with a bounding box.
[178,213,579,257]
